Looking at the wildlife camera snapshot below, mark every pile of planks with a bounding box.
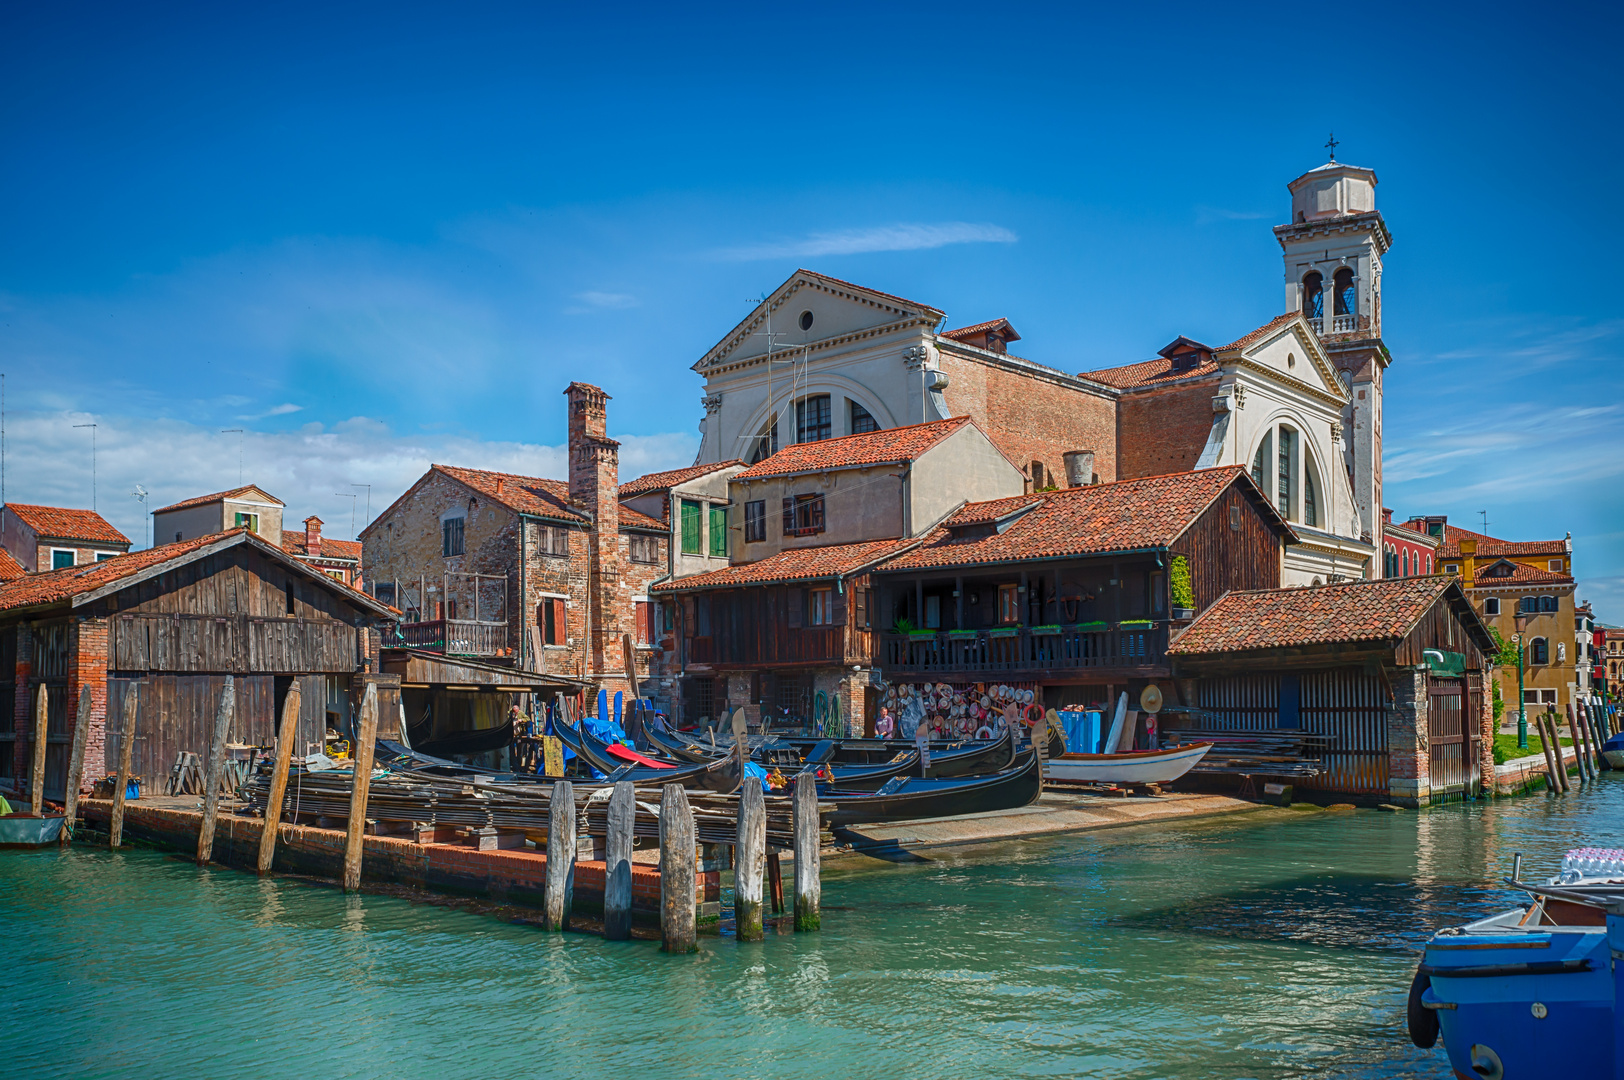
[242,766,810,848]
[1163,729,1331,778]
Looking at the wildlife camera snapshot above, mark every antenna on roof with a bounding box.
[2,372,6,508]
[334,492,358,540]
[352,483,371,532]
[220,429,245,485]
[132,485,149,549]
[1480,510,1491,534]
[73,422,98,510]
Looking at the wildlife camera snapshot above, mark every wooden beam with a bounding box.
[256,681,303,874]
[109,682,137,849]
[659,782,697,954]
[792,773,820,932]
[603,780,634,941]
[341,682,380,892]
[735,779,766,942]
[29,683,47,816]
[60,687,93,845]
[196,676,235,865]
[543,778,575,932]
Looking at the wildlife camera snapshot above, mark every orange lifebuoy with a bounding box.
[1023,703,1045,726]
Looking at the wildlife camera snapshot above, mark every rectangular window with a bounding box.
[629,534,658,564]
[855,587,869,629]
[809,588,833,626]
[1549,559,1564,572]
[234,512,259,533]
[1445,564,1459,574]
[1483,597,1501,616]
[708,504,728,557]
[924,594,940,629]
[796,394,832,443]
[680,500,702,555]
[744,500,766,543]
[95,551,115,562]
[998,584,1019,624]
[1276,428,1294,517]
[375,582,396,606]
[783,493,825,537]
[442,517,465,557]
[51,549,75,570]
[541,526,570,557]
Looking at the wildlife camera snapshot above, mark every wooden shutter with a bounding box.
[855,587,868,629]
[831,584,848,625]
[782,498,795,536]
[786,588,803,628]
[635,601,651,645]
[709,504,728,557]
[552,599,567,645]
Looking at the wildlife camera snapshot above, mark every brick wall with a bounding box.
[1115,379,1221,480]
[1387,666,1428,807]
[67,616,109,786]
[10,622,30,786]
[1473,667,1495,791]
[938,350,1119,487]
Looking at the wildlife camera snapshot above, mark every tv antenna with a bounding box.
[73,422,98,510]
[333,492,359,540]
[1480,510,1491,534]
[220,429,245,485]
[351,483,371,532]
[132,485,149,549]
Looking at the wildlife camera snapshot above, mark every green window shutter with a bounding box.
[680,500,702,555]
[708,504,728,556]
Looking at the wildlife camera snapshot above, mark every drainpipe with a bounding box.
[518,518,527,673]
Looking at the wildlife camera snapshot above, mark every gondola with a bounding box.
[412,719,514,758]
[819,747,1042,828]
[558,714,743,793]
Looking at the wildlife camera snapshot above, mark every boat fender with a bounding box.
[1406,965,1438,1048]
[975,725,994,740]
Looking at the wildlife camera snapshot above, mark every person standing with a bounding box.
[874,706,896,739]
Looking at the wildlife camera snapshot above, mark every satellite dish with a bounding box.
[1140,684,1164,714]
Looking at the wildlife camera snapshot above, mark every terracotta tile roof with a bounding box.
[434,466,588,523]
[734,417,973,481]
[651,537,918,592]
[882,467,1290,572]
[1409,522,1569,560]
[941,318,1021,343]
[1169,577,1458,655]
[4,503,131,545]
[1216,312,1301,352]
[1077,355,1221,390]
[152,485,284,514]
[281,534,362,561]
[618,505,668,532]
[0,529,395,614]
[618,460,745,498]
[1467,558,1573,586]
[0,547,25,581]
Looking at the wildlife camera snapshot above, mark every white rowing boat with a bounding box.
[1043,742,1212,785]
[0,813,66,849]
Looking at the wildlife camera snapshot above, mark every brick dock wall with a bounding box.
[79,799,719,921]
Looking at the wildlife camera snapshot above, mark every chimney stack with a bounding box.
[564,382,622,681]
[1063,450,1096,488]
[304,515,323,557]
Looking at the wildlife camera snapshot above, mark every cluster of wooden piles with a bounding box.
[1529,701,1610,795]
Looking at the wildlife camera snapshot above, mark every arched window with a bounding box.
[1303,272,1324,319]
[1251,431,1272,492]
[748,417,780,464]
[1427,556,1433,573]
[1276,427,1295,518]
[796,394,831,443]
[1531,637,1549,665]
[1402,550,1410,577]
[1539,595,1558,613]
[1302,452,1319,528]
[1333,267,1355,317]
[848,399,879,435]
[1520,596,1538,614]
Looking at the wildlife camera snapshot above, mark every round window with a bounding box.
[1286,352,1296,368]
[799,310,814,332]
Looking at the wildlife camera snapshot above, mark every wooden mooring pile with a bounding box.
[95,675,828,951]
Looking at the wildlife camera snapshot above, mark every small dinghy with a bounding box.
[0,812,67,849]
[1043,742,1212,786]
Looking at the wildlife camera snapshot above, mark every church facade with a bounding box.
[691,159,1392,585]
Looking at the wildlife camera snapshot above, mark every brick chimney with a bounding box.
[303,516,323,557]
[564,382,622,681]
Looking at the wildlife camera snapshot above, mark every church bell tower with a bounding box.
[1274,150,1392,560]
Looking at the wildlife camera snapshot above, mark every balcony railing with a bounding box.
[880,624,1168,676]
[398,619,508,657]
[1331,313,1357,332]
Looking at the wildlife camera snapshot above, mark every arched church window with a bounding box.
[1276,427,1295,519]
[1303,464,1319,528]
[1251,431,1272,493]
[796,395,832,443]
[1303,272,1324,319]
[1333,267,1356,317]
[849,399,879,435]
[749,418,780,464]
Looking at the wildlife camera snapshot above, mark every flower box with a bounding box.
[1071,621,1108,632]
[1171,607,1195,620]
[907,630,940,639]
[1028,624,1062,635]
[946,629,980,638]
[987,627,1020,638]
[1120,620,1155,630]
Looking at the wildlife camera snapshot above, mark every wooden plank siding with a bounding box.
[683,581,868,670]
[1170,482,1283,611]
[111,614,359,673]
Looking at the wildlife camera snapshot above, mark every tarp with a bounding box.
[1423,649,1467,677]
[605,743,675,769]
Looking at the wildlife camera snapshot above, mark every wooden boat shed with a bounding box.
[1166,576,1498,806]
[1,528,400,800]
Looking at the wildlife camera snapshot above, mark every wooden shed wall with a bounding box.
[105,545,368,624]
[1397,598,1490,670]
[1172,483,1282,612]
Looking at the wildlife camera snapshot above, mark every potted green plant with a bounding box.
[1169,555,1195,619]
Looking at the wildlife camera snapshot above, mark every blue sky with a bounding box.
[3,3,1621,612]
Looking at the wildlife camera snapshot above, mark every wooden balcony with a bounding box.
[398,619,509,658]
[880,623,1169,679]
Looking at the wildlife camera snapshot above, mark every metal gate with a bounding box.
[1428,677,1471,794]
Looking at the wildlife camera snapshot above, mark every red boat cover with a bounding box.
[605,743,676,769]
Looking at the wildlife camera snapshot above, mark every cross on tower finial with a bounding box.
[1325,132,1339,161]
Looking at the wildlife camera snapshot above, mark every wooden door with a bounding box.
[1427,677,1467,793]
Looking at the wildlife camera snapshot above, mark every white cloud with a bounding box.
[714,222,1018,261]
[1195,205,1267,224]
[237,402,304,420]
[3,408,698,548]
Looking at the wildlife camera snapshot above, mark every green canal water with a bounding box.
[5,782,1622,1080]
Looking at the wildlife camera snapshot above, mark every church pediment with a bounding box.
[694,269,944,372]
[1216,312,1348,405]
